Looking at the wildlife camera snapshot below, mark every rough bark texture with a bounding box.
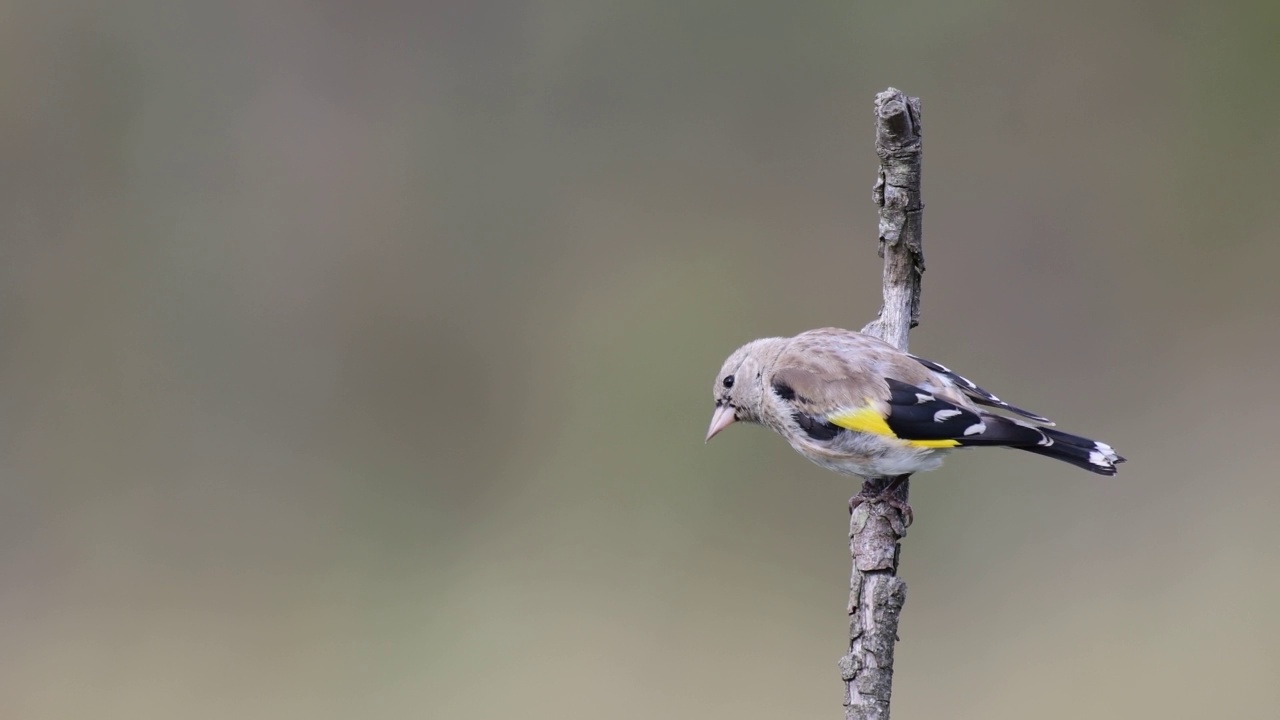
[841,88,923,720]
[862,89,924,353]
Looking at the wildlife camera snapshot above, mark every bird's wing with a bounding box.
[907,353,1053,425]
[768,329,1050,449]
[768,331,972,448]
[831,377,995,448]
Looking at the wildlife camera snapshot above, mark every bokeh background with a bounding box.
[3,1,1279,718]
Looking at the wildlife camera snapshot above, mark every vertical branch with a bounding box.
[863,89,924,352]
[840,88,923,720]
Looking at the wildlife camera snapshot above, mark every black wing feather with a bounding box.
[883,378,1052,447]
[883,378,988,440]
[908,354,1053,424]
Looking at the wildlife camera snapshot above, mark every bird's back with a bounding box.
[771,328,979,416]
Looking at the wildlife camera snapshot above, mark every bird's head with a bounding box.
[706,337,785,441]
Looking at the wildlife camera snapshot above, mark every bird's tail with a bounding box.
[955,416,1125,476]
[1018,427,1125,475]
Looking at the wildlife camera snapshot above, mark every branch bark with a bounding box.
[840,88,923,720]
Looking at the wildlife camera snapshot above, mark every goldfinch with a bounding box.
[706,328,1123,479]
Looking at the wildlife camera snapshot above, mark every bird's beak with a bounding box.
[705,405,737,442]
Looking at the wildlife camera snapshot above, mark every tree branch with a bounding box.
[840,88,923,720]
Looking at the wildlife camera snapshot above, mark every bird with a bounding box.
[706,328,1123,514]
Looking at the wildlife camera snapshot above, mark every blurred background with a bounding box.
[2,1,1278,718]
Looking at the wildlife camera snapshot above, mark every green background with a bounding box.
[3,1,1278,718]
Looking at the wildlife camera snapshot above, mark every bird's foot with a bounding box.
[848,475,913,527]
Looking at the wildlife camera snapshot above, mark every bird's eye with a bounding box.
[722,375,735,388]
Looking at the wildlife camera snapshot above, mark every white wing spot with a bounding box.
[1037,433,1054,447]
[915,393,935,404]
[934,409,963,422]
[963,422,986,436]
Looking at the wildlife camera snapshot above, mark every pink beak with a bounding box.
[705,405,738,442]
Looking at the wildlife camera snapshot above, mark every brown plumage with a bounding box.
[706,328,1124,479]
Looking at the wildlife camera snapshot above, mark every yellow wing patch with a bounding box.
[828,406,894,436]
[828,405,960,449]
